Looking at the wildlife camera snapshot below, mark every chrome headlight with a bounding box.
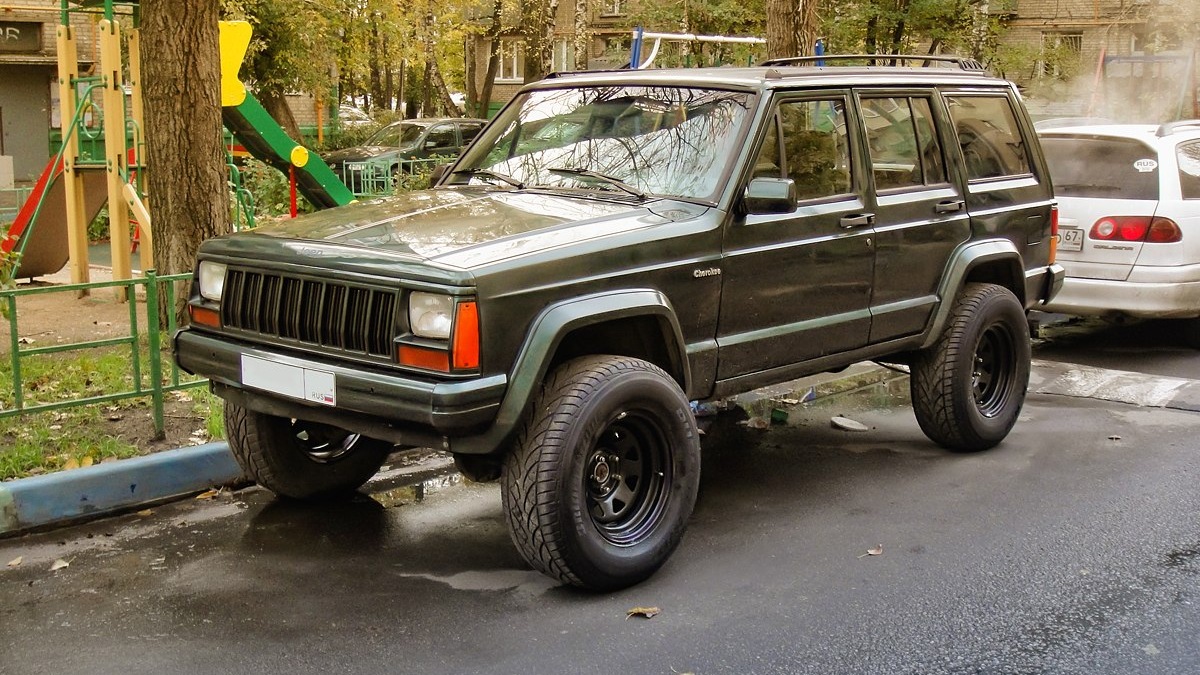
[198,261,227,302]
[409,292,454,339]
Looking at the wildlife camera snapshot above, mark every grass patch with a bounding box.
[0,341,223,481]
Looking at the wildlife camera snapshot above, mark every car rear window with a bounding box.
[1041,135,1159,200]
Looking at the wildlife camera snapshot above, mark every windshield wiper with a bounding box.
[548,168,645,199]
[451,168,525,189]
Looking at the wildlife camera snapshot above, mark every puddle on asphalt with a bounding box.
[368,472,464,508]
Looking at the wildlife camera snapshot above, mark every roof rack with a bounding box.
[1156,120,1200,137]
[760,54,988,72]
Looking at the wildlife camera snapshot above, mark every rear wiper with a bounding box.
[451,168,525,189]
[548,167,645,199]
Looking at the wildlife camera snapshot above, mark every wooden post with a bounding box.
[127,27,154,274]
[100,18,132,298]
[56,23,90,292]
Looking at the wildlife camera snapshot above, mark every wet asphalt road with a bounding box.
[4,368,1200,675]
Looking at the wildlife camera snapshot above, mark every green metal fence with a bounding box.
[1,271,205,439]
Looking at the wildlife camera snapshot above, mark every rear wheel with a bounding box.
[910,283,1030,451]
[225,403,392,500]
[501,355,701,591]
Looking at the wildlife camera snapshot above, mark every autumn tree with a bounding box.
[141,0,230,322]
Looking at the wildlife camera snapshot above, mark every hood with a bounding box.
[234,187,708,270]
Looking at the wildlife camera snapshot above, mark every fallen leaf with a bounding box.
[135,509,153,518]
[831,416,869,432]
[63,458,79,470]
[48,424,62,431]
[858,544,884,558]
[107,414,123,421]
[7,556,22,568]
[626,606,661,619]
[778,397,801,405]
[195,489,221,501]
[80,456,94,468]
[49,559,69,571]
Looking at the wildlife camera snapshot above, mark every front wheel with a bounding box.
[225,404,393,500]
[501,356,701,591]
[910,283,1031,451]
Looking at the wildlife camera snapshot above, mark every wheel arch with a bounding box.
[448,290,689,456]
[921,240,1025,349]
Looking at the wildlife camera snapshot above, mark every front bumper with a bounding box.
[1041,274,1200,319]
[175,329,507,448]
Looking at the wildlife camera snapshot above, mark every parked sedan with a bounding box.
[324,117,486,193]
[1039,121,1200,345]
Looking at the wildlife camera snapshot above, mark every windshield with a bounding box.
[453,86,756,201]
[366,123,425,147]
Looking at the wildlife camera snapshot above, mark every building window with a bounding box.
[498,38,524,82]
[552,38,576,72]
[601,0,627,16]
[1040,32,1082,78]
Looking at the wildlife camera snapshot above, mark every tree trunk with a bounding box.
[573,0,589,71]
[369,16,384,111]
[476,0,504,118]
[521,0,557,83]
[422,8,435,116]
[141,0,228,326]
[765,0,800,60]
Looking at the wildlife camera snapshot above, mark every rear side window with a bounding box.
[1041,136,1159,200]
[460,123,485,143]
[861,96,946,190]
[1178,140,1200,199]
[946,95,1031,180]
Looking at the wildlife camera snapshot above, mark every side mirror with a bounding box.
[743,177,797,214]
[429,163,451,186]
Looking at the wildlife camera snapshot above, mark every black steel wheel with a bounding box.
[910,283,1031,451]
[226,404,393,500]
[501,355,701,591]
[584,410,671,546]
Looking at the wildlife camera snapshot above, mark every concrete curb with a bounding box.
[0,442,243,537]
[0,364,894,537]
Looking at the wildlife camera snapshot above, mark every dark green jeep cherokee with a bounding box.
[177,57,1064,591]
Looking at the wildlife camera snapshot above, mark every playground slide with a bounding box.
[4,158,107,279]
[222,91,355,209]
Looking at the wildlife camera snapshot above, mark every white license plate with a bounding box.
[240,355,337,406]
[1059,227,1084,252]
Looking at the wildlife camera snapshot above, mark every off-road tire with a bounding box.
[500,355,701,591]
[910,283,1030,451]
[225,404,392,500]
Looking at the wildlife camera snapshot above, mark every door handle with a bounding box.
[935,199,965,214]
[839,213,875,229]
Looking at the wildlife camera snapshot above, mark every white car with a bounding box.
[1038,121,1200,344]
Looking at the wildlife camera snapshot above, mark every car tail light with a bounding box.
[1146,217,1182,243]
[1089,216,1181,243]
[1049,205,1058,265]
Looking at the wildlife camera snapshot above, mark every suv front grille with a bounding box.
[222,269,397,358]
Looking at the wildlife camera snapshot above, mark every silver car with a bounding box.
[1038,121,1200,345]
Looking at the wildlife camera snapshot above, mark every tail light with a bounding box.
[1049,205,1059,264]
[1089,216,1181,243]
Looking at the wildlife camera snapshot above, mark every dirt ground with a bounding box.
[5,265,213,457]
